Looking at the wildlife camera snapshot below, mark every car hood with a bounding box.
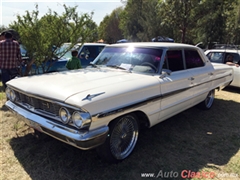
[7,68,160,103]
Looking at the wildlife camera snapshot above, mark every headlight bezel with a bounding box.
[72,111,92,129]
[58,106,92,129]
[59,107,71,124]
[6,87,17,102]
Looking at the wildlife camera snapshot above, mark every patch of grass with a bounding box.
[1,84,240,180]
[0,81,6,99]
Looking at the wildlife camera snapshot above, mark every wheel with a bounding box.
[96,114,139,163]
[198,90,215,110]
[141,62,157,72]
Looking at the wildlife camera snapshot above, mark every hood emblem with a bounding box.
[82,92,105,101]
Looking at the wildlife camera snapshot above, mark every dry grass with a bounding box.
[0,82,240,180]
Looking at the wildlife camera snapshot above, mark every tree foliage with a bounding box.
[98,7,124,43]
[194,0,237,47]
[119,0,144,41]
[4,0,240,74]
[10,4,96,75]
[136,0,162,41]
[102,0,240,46]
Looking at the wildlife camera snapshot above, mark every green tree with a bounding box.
[101,0,239,45]
[159,0,200,43]
[137,0,163,41]
[119,0,144,41]
[98,7,124,43]
[224,0,240,44]
[10,4,95,75]
[194,0,237,47]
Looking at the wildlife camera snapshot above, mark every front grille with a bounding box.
[15,91,61,115]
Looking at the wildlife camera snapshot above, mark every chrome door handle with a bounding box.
[209,72,214,75]
[188,77,194,80]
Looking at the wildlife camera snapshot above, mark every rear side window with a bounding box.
[185,50,204,69]
[165,50,184,71]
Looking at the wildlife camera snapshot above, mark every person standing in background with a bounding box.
[66,50,81,70]
[0,31,22,89]
[0,31,6,41]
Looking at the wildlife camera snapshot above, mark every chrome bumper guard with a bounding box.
[5,100,109,150]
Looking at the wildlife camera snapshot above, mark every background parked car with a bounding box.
[22,43,107,75]
[204,44,240,88]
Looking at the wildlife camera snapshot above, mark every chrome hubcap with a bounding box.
[205,90,214,108]
[110,115,138,160]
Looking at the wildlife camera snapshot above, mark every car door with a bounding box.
[159,49,193,121]
[184,49,213,105]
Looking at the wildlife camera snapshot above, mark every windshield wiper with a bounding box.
[106,65,128,70]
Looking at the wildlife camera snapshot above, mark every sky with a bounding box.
[0,0,124,27]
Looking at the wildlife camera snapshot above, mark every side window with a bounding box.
[79,46,94,59]
[206,52,223,63]
[185,50,204,69]
[225,53,240,63]
[79,47,88,57]
[98,46,105,54]
[166,50,184,71]
[79,46,105,59]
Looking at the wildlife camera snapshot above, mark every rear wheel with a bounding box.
[96,114,139,163]
[198,89,215,110]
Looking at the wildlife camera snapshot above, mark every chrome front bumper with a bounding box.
[5,100,109,150]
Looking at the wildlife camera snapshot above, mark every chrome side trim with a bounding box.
[94,75,232,118]
[95,94,163,118]
[5,100,109,150]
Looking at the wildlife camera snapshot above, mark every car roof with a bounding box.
[205,49,240,54]
[108,42,197,49]
[62,42,108,46]
[82,43,108,46]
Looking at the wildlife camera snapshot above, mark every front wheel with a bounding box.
[96,114,139,163]
[198,89,215,110]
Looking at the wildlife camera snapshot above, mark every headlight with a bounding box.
[59,107,71,124]
[72,111,91,129]
[5,87,16,101]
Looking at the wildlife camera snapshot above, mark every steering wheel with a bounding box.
[141,62,157,72]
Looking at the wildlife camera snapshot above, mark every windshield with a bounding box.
[56,43,81,59]
[93,46,163,74]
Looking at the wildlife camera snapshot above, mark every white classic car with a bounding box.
[5,42,233,163]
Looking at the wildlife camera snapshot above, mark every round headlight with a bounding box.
[72,111,91,129]
[72,111,83,128]
[5,87,16,101]
[59,107,70,124]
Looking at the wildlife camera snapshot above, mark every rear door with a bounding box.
[184,49,213,105]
